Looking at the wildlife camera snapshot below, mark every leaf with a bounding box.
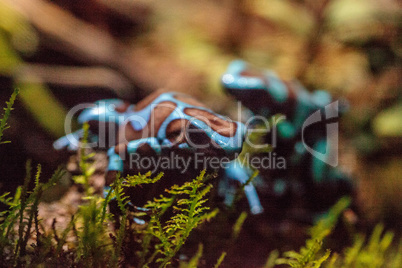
[214,251,227,268]
[312,250,331,268]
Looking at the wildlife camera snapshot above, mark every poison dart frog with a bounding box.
[54,90,247,221]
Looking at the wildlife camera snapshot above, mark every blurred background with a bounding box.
[0,0,401,262]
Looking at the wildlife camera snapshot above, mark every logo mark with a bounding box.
[302,101,339,167]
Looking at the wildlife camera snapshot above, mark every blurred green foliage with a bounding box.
[373,104,402,137]
[275,197,350,267]
[0,1,67,137]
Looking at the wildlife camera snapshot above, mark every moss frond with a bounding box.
[0,88,19,144]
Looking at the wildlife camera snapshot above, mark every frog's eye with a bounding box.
[166,119,187,144]
[186,122,212,148]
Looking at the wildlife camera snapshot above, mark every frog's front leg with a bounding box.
[53,129,99,151]
[105,137,162,185]
[222,160,264,215]
[104,137,163,225]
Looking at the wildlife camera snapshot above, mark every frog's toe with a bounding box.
[53,129,99,151]
[107,147,124,172]
[78,99,128,124]
[223,160,264,215]
[126,137,162,156]
[53,129,83,151]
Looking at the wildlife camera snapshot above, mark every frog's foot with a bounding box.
[105,137,169,184]
[77,99,131,125]
[53,129,99,151]
[103,185,150,225]
[221,160,264,215]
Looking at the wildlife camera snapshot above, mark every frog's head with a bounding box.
[117,90,247,159]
